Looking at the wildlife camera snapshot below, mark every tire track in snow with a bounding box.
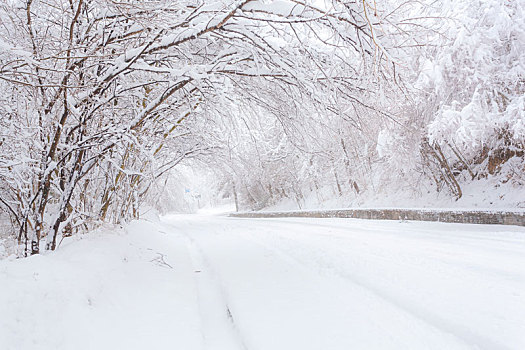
[235,218,524,283]
[179,222,473,349]
[234,228,511,350]
[236,217,525,250]
[162,216,524,349]
[176,229,249,350]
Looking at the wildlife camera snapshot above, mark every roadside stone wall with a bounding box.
[230,209,525,226]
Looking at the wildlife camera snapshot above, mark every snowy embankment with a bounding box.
[0,219,204,349]
[1,214,525,349]
[262,179,525,213]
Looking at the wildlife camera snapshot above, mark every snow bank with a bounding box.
[0,220,202,350]
[263,176,525,212]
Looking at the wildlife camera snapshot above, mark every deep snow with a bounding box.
[1,214,524,349]
[263,178,525,212]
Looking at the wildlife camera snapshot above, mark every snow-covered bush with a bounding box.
[422,0,524,186]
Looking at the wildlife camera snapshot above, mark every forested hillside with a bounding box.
[198,0,525,211]
[1,0,523,256]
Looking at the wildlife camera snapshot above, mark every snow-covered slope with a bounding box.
[263,177,525,212]
[1,214,524,349]
[0,220,203,350]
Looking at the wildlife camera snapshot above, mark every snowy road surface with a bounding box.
[1,214,525,349]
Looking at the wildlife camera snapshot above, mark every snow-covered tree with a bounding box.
[0,0,400,254]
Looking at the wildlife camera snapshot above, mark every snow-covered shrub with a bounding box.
[422,0,525,184]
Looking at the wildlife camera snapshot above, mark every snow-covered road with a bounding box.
[1,214,524,349]
[163,214,525,350]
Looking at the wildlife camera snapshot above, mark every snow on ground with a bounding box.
[1,214,525,349]
[263,178,525,212]
[0,219,203,350]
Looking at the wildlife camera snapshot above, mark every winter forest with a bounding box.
[1,1,525,349]
[0,0,524,257]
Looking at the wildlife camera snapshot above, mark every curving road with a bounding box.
[163,214,525,350]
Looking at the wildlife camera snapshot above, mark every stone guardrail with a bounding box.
[230,209,525,226]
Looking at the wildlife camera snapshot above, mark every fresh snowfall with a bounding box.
[1,211,525,349]
[1,0,524,349]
